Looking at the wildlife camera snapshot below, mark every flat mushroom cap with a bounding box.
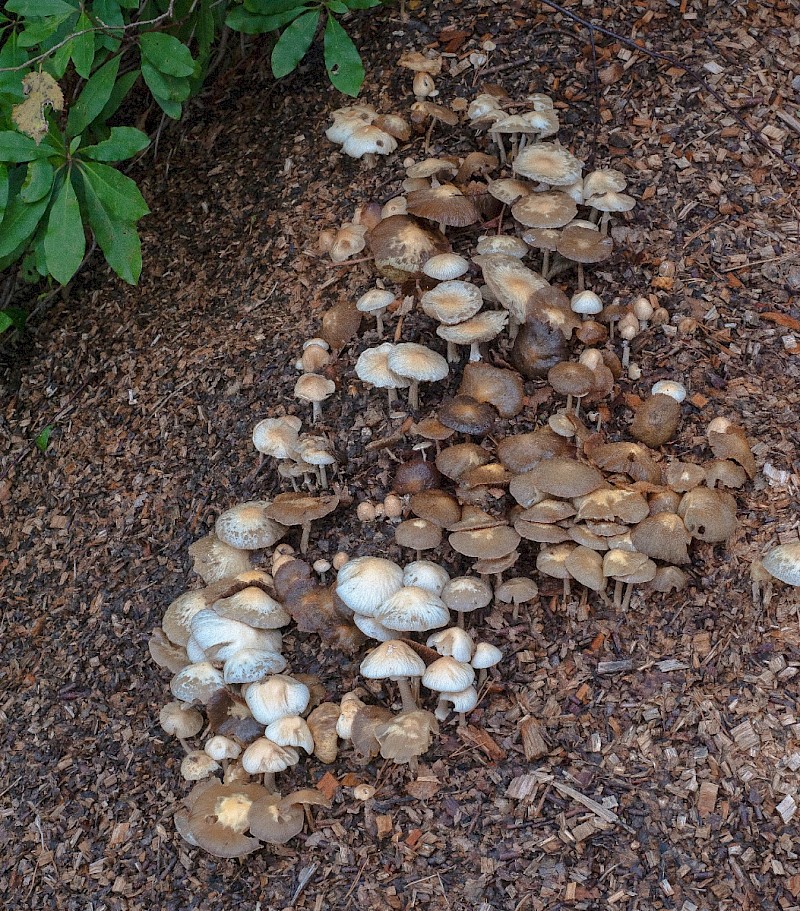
[435,442,491,481]
[407,184,480,227]
[411,489,462,528]
[436,310,508,346]
[512,191,578,228]
[336,556,405,617]
[441,576,493,612]
[360,639,427,678]
[586,191,636,213]
[187,782,267,857]
[265,492,339,527]
[252,416,302,458]
[476,255,548,322]
[215,501,288,550]
[533,457,605,498]
[475,234,529,258]
[181,751,222,781]
[422,656,475,692]
[459,362,525,419]
[422,252,470,280]
[630,513,691,564]
[536,544,576,579]
[394,518,443,553]
[421,280,483,325]
[514,142,583,185]
[584,169,627,196]
[495,576,539,605]
[410,100,459,126]
[761,543,800,586]
[557,226,614,263]
[356,288,395,315]
[374,585,451,631]
[374,710,439,764]
[355,344,411,390]
[487,178,533,205]
[247,795,304,844]
[294,373,336,405]
[406,157,457,178]
[438,395,497,435]
[388,343,449,383]
[450,525,521,561]
[547,362,595,397]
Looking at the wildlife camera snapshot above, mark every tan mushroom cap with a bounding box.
[162,589,211,647]
[461,462,512,489]
[411,489,462,528]
[410,100,459,126]
[522,227,561,252]
[458,362,525,419]
[436,442,491,481]
[375,585,450,631]
[514,142,583,185]
[360,639,427,678]
[369,215,450,282]
[574,489,649,524]
[294,373,336,405]
[213,586,291,629]
[406,157,457,178]
[487,178,533,205]
[436,309,508,346]
[407,184,480,228]
[241,737,300,775]
[421,280,483,325]
[215,501,288,551]
[707,425,756,479]
[170,661,225,704]
[664,461,707,493]
[356,288,395,315]
[399,50,443,75]
[186,781,266,857]
[512,191,577,228]
[441,576,493,612]
[252,416,302,458]
[438,395,497,436]
[427,627,475,662]
[449,525,521,560]
[678,487,738,543]
[564,546,606,591]
[497,427,572,473]
[586,191,636,213]
[762,543,800,586]
[537,544,576,580]
[329,223,368,262]
[475,234,529,258]
[422,252,470,280]
[188,534,252,584]
[583,169,627,197]
[533,457,605,498]
[473,550,520,575]
[517,499,576,524]
[422,656,475,693]
[160,701,204,738]
[265,492,339,527]
[412,414,456,442]
[374,709,439,764]
[630,513,691,565]
[514,519,571,544]
[495,576,539,605]
[355,343,410,391]
[388,342,449,383]
[557,226,614,263]
[547,362,595,397]
[342,124,398,159]
[395,517,443,553]
[522,108,560,137]
[244,675,310,725]
[477,254,549,323]
[321,300,362,349]
[602,549,654,581]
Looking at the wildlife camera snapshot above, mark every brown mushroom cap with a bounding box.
[510,317,569,378]
[512,191,577,228]
[473,550,520,575]
[477,255,549,324]
[187,782,267,858]
[707,425,756,479]
[630,513,691,564]
[449,525,521,560]
[436,442,491,481]
[407,184,480,228]
[564,546,606,591]
[497,428,572,473]
[704,459,748,489]
[411,489,462,528]
[412,415,456,442]
[393,457,442,494]
[664,461,707,492]
[556,226,614,263]
[647,565,690,593]
[487,178,533,205]
[248,794,305,845]
[458,362,525,419]
[461,462,513,489]
[368,215,450,282]
[321,301,362,349]
[495,577,539,605]
[437,310,509,349]
[475,234,529,258]
[374,709,439,764]
[587,441,661,484]
[536,543,576,579]
[533,457,605,498]
[410,100,459,126]
[395,518,443,553]
[438,395,497,436]
[547,362,595,398]
[630,394,681,447]
[678,487,738,543]
[441,576,493,612]
[266,492,339,527]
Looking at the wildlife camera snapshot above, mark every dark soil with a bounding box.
[1,1,799,909]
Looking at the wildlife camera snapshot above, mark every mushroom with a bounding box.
[321,300,362,350]
[355,343,411,407]
[421,281,484,360]
[427,627,475,662]
[434,685,479,722]
[441,575,493,628]
[555,225,613,290]
[406,184,480,233]
[511,190,577,229]
[360,639,427,712]
[387,343,449,411]
[214,501,288,551]
[188,534,251,584]
[513,141,582,186]
[471,642,502,689]
[294,373,336,424]
[494,576,539,621]
[422,252,470,281]
[394,518,443,560]
[170,661,225,705]
[547,362,595,415]
[244,674,310,725]
[438,395,497,436]
[329,222,368,262]
[184,781,266,856]
[630,393,681,447]
[265,715,315,754]
[252,415,302,465]
[437,310,508,363]
[374,584,450,633]
[356,288,395,337]
[160,701,204,753]
[181,751,222,782]
[458,362,525,419]
[373,710,439,771]
[294,434,337,489]
[403,560,451,595]
[265,492,339,554]
[241,738,300,791]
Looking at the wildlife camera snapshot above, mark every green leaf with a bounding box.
[6,0,77,16]
[93,0,124,51]
[326,0,349,13]
[0,190,50,257]
[246,0,311,12]
[80,127,150,162]
[1,306,27,329]
[140,63,184,118]
[71,12,95,78]
[20,158,54,202]
[44,172,84,283]
[0,312,13,334]
[78,160,149,220]
[49,37,74,77]
[35,425,53,452]
[324,15,364,96]
[97,68,139,122]
[226,5,306,34]
[0,33,29,97]
[67,55,120,137]
[0,164,8,218]
[341,0,381,8]
[271,8,320,79]
[140,32,195,78]
[0,131,50,163]
[18,14,74,48]
[78,171,141,283]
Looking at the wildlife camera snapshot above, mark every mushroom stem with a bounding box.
[613,580,624,609]
[496,204,506,236]
[318,464,328,489]
[492,130,506,165]
[566,394,573,414]
[508,317,519,343]
[397,676,418,712]
[600,212,611,235]
[424,119,435,153]
[621,340,631,369]
[387,387,397,406]
[263,772,277,793]
[408,381,420,411]
[469,342,482,362]
[577,263,585,292]
[300,521,312,554]
[179,738,193,755]
[457,610,465,629]
[542,250,550,277]
[312,401,321,423]
[408,755,419,774]
[446,340,458,363]
[477,668,488,690]
[563,577,571,603]
[621,583,635,611]
[376,311,385,336]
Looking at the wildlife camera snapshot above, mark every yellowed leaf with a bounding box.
[12,72,64,144]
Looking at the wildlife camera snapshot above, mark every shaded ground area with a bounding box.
[1,1,799,908]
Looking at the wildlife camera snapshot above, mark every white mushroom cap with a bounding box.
[422,656,475,693]
[436,310,508,346]
[205,735,242,762]
[374,586,451,632]
[181,751,221,781]
[336,556,405,617]
[360,639,426,679]
[215,501,287,551]
[570,290,603,316]
[241,738,300,775]
[336,691,366,739]
[356,288,395,314]
[252,416,302,459]
[353,613,396,641]
[471,642,502,669]
[403,560,451,595]
[160,701,204,738]
[294,373,336,405]
[475,234,529,258]
[583,168,627,197]
[342,124,398,159]
[586,191,636,213]
[223,647,287,684]
[441,576,493,612]
[387,343,449,383]
[265,716,315,753]
[170,661,225,704]
[762,543,800,586]
[326,105,377,145]
[244,675,310,725]
[651,380,687,403]
[189,609,271,660]
[426,627,475,662]
[355,344,410,392]
[421,280,484,326]
[422,253,470,280]
[513,142,583,186]
[435,685,479,719]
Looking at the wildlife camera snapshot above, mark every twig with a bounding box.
[536,0,800,177]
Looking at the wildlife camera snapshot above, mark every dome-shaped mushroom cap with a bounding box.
[423,253,470,280]
[427,627,475,662]
[355,344,410,391]
[449,525,521,560]
[571,290,603,315]
[586,190,636,213]
[368,215,451,282]
[407,183,480,228]
[421,280,483,325]
[436,686,479,718]
[475,234,529,259]
[583,168,627,196]
[189,609,269,660]
[171,661,225,704]
[223,648,287,684]
[162,590,211,647]
[533,457,605,498]
[564,546,606,591]
[188,534,251,584]
[342,123,398,159]
[422,656,475,692]
[556,226,614,264]
[761,543,800,586]
[160,701,204,738]
[295,373,336,404]
[514,142,583,185]
[215,501,288,550]
[512,190,577,228]
[441,576,493,612]
[326,104,377,144]
[336,556,404,617]
[356,288,395,314]
[265,716,315,754]
[241,738,300,775]
[252,416,302,458]
[388,343,449,382]
[471,642,502,669]
[360,639,427,678]
[678,487,738,543]
[374,586,451,631]
[403,560,451,595]
[651,380,687,403]
[245,675,310,725]
[181,751,221,782]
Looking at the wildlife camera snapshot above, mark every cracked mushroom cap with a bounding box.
[512,190,577,228]
[170,661,225,704]
[244,674,310,725]
[374,710,439,765]
[514,142,582,185]
[441,576,493,613]
[407,184,480,228]
[181,751,221,782]
[265,492,339,528]
[574,489,649,525]
[427,627,475,662]
[241,737,300,775]
[556,226,614,264]
[762,543,800,586]
[374,585,450,631]
[707,423,756,479]
[215,501,288,551]
[360,639,427,678]
[421,280,483,325]
[188,534,251,584]
[336,556,405,617]
[422,656,475,693]
[355,343,411,392]
[422,252,470,280]
[436,310,508,348]
[388,342,449,384]
[438,395,497,436]
[326,104,377,143]
[252,416,302,459]
[403,560,451,595]
[185,781,266,857]
[162,590,212,647]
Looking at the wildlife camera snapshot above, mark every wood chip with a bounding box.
[697,781,718,816]
[518,716,548,760]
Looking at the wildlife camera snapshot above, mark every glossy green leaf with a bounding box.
[0,34,29,97]
[49,38,74,77]
[71,12,95,78]
[35,425,53,452]
[341,0,381,8]
[271,8,320,79]
[226,4,306,34]
[93,0,124,51]
[324,15,364,96]
[326,0,349,13]
[44,173,84,283]
[67,55,120,137]
[79,173,141,284]
[6,0,77,16]
[18,14,73,48]
[140,32,195,77]
[0,191,50,257]
[140,63,184,118]
[0,131,49,163]
[78,160,149,221]
[20,158,54,202]
[80,127,150,162]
